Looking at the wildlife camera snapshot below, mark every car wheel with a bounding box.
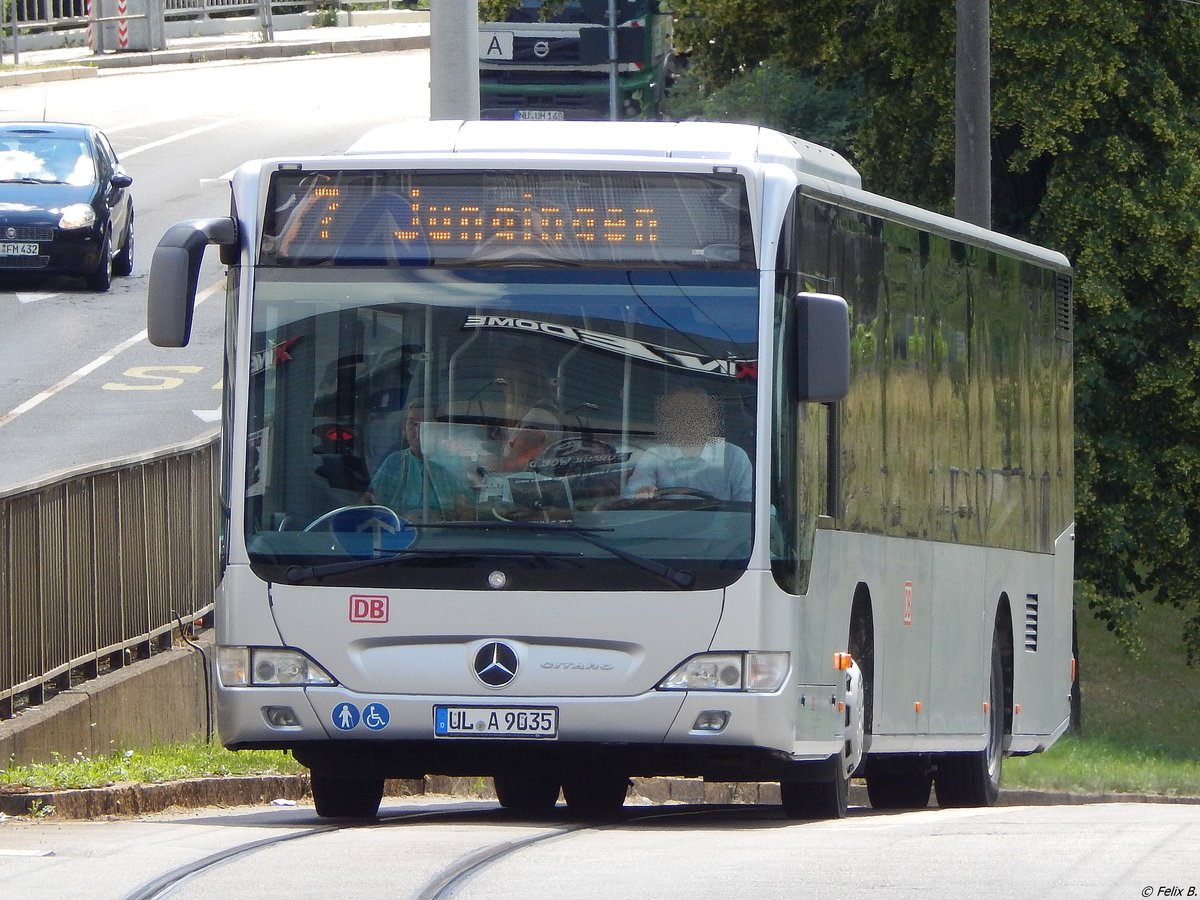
[113,211,134,277]
[86,229,112,292]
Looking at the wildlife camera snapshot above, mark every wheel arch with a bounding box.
[993,592,1015,738]
[848,582,875,737]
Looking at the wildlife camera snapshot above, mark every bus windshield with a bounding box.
[243,266,759,591]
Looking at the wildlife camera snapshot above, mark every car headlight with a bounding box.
[58,203,97,230]
[658,652,789,692]
[216,646,337,687]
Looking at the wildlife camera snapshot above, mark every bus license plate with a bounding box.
[515,110,565,121]
[434,705,558,739]
[0,242,39,256]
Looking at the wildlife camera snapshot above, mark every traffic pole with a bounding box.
[430,0,480,121]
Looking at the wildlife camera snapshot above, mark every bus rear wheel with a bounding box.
[310,773,384,818]
[864,756,933,809]
[561,772,630,817]
[493,772,561,812]
[934,634,1005,807]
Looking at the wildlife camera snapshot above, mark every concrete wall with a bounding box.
[0,632,213,770]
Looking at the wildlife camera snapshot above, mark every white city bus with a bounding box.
[148,121,1074,819]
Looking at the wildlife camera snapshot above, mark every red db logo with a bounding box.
[349,594,389,623]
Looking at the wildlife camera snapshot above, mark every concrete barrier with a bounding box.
[0,629,213,770]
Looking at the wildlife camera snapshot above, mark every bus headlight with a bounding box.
[217,646,337,687]
[658,652,789,692]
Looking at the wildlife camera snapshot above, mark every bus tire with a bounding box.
[310,773,384,818]
[934,634,1005,807]
[561,772,630,817]
[493,772,561,812]
[864,755,933,809]
[780,757,849,820]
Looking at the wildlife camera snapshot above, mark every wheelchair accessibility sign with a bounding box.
[331,702,389,732]
[363,703,389,731]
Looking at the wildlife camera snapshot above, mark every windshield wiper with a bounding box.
[284,546,584,583]
[421,521,695,589]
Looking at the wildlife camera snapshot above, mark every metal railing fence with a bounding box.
[4,0,419,31]
[1,435,218,720]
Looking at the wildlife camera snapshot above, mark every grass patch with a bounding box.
[1005,595,1200,796]
[1,741,303,792]
[1005,734,1200,797]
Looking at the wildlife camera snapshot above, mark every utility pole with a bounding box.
[955,0,990,229]
[430,0,480,121]
[607,0,618,121]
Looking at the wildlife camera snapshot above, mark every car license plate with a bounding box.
[434,705,558,739]
[0,242,39,256]
[515,110,565,121]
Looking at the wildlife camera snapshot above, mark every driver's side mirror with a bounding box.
[795,292,850,402]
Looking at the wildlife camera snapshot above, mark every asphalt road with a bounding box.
[0,795,1196,899]
[0,44,432,492]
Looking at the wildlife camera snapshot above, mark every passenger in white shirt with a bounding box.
[626,388,752,502]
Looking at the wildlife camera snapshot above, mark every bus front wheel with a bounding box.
[780,757,849,820]
[310,773,384,818]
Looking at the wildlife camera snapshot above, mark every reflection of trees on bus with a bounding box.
[798,197,1071,552]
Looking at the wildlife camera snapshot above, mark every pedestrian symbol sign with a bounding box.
[332,702,360,731]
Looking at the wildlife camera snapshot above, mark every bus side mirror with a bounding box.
[795,292,850,402]
[148,217,237,348]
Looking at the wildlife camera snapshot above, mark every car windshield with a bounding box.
[243,266,759,591]
[0,137,94,185]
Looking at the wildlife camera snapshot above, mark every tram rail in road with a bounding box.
[120,801,739,900]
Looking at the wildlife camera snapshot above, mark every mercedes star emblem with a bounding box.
[473,641,519,687]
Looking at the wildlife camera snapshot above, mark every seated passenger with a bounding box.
[363,399,467,519]
[626,388,752,502]
[487,358,564,473]
[493,405,563,473]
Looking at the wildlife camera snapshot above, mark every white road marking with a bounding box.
[16,293,58,304]
[118,116,254,159]
[192,407,222,424]
[0,279,224,431]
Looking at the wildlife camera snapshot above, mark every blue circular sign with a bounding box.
[362,703,390,731]
[331,702,360,731]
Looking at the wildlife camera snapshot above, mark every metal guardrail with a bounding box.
[5,0,417,31]
[8,0,302,30]
[0,435,218,720]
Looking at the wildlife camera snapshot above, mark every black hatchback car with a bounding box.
[0,122,134,291]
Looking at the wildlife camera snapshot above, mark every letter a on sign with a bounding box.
[479,31,514,60]
[350,594,389,623]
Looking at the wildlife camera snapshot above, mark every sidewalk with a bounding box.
[0,18,431,87]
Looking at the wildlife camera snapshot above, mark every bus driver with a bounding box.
[626,388,752,502]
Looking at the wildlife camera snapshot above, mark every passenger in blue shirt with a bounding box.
[626,388,752,502]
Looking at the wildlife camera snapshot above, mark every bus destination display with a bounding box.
[262,169,753,268]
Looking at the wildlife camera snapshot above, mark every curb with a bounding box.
[2,775,1195,820]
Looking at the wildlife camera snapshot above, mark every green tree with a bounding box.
[670,0,1200,662]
